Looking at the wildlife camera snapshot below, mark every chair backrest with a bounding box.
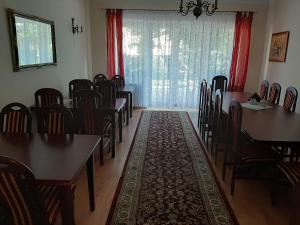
[212,75,228,93]
[72,90,103,135]
[0,156,50,225]
[69,79,94,98]
[283,86,298,112]
[204,86,212,119]
[34,88,63,108]
[111,75,125,90]
[94,80,116,107]
[228,100,243,157]
[0,103,32,135]
[93,74,107,83]
[213,90,223,132]
[268,83,281,104]
[259,80,269,100]
[40,104,74,135]
[199,80,207,109]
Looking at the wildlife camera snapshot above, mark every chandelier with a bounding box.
[179,0,218,18]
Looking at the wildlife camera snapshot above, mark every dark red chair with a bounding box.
[212,75,228,93]
[34,88,63,108]
[268,83,281,104]
[0,103,32,135]
[223,100,280,195]
[197,80,207,128]
[69,79,94,99]
[259,80,269,100]
[72,90,112,165]
[0,155,62,225]
[93,74,107,84]
[283,87,298,112]
[111,75,125,90]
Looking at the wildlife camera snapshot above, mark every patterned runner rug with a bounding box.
[107,111,238,225]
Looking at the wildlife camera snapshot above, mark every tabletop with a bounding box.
[0,134,101,183]
[222,92,300,145]
[118,84,136,93]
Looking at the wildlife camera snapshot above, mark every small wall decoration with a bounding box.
[269,31,290,62]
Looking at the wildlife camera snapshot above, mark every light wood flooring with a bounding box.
[57,109,295,225]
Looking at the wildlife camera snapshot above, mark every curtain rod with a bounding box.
[101,8,257,14]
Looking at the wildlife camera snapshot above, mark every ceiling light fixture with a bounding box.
[179,0,218,18]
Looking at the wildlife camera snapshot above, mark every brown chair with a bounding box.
[268,83,281,104]
[34,88,63,108]
[211,90,223,162]
[40,104,74,135]
[223,100,280,195]
[202,86,212,144]
[0,155,62,225]
[212,75,228,93]
[93,74,107,83]
[259,80,269,100]
[0,103,32,135]
[69,79,94,99]
[94,80,117,107]
[73,90,112,165]
[283,87,298,112]
[197,80,207,128]
[111,75,125,90]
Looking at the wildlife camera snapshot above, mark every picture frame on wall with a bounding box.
[269,31,290,62]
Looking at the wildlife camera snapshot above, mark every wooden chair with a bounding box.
[202,86,212,145]
[34,88,63,108]
[223,100,280,195]
[283,87,298,112]
[111,75,125,90]
[69,79,94,99]
[94,80,116,107]
[0,155,61,225]
[0,103,32,135]
[268,83,281,104]
[93,74,107,83]
[212,75,228,93]
[72,90,112,165]
[197,80,207,128]
[211,90,223,162]
[259,80,269,100]
[40,104,74,135]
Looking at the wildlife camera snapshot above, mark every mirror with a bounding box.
[7,9,57,72]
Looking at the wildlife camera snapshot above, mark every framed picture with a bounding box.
[269,31,290,62]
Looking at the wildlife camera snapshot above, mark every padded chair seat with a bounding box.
[277,162,300,186]
[240,144,281,163]
[38,183,76,225]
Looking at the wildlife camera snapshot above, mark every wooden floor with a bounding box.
[57,109,294,225]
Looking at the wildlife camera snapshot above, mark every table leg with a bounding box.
[60,185,75,225]
[126,95,129,126]
[111,112,116,158]
[86,153,95,211]
[118,110,123,143]
[130,93,133,118]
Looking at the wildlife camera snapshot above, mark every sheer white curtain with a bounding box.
[123,11,235,108]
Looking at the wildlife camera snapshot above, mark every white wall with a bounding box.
[0,0,92,108]
[89,0,269,92]
[260,0,300,112]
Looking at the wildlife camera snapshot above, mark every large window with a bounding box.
[123,11,235,108]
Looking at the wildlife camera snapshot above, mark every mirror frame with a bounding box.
[7,9,57,72]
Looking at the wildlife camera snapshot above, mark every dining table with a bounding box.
[222,92,300,147]
[30,98,126,157]
[0,133,101,225]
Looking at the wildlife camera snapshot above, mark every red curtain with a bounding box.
[106,9,124,79]
[228,12,253,92]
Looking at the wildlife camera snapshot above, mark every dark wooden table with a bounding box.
[223,92,300,146]
[0,134,101,225]
[30,98,126,156]
[118,84,135,123]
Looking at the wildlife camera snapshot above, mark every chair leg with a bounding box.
[99,139,104,166]
[230,166,237,196]
[222,153,227,181]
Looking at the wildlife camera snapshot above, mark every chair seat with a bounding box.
[240,144,281,163]
[38,183,76,225]
[278,162,300,186]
